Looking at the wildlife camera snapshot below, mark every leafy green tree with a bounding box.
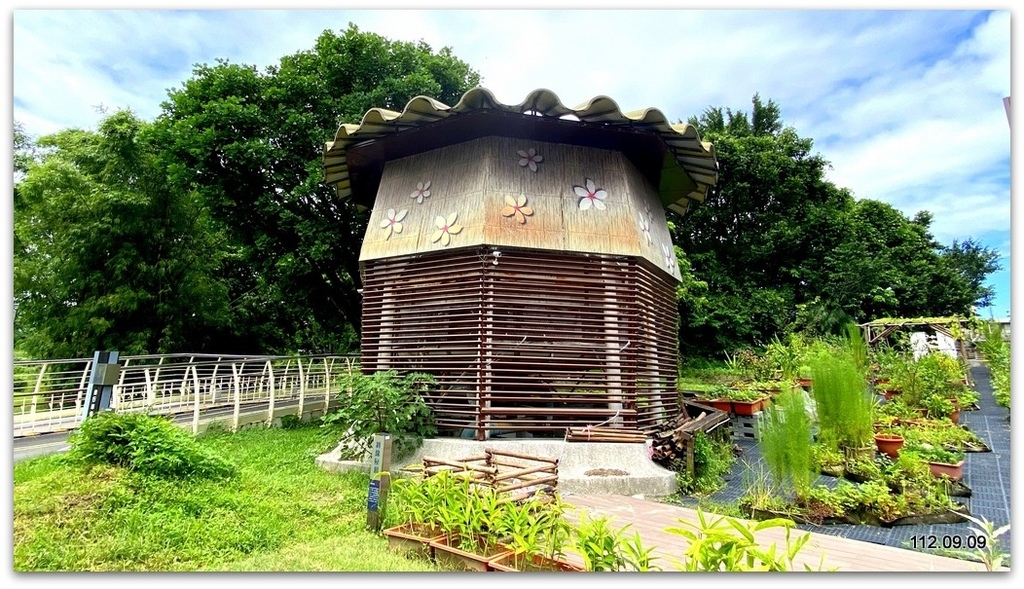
[14,110,231,358]
[674,95,1000,357]
[674,94,853,354]
[157,24,480,353]
[938,238,1002,310]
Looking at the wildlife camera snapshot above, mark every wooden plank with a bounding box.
[564,494,993,572]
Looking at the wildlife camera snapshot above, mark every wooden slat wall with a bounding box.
[361,246,678,440]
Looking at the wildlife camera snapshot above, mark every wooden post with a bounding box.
[366,433,393,532]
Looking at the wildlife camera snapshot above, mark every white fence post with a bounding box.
[232,362,243,431]
[266,360,276,427]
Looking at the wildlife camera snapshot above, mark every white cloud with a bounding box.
[8,7,1013,314]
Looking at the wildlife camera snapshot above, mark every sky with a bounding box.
[5,3,1015,322]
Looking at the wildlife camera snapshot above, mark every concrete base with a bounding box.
[315,437,677,498]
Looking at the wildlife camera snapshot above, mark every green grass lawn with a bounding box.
[13,424,440,572]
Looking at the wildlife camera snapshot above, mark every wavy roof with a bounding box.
[323,87,718,215]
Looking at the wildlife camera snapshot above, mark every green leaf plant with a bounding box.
[664,509,829,571]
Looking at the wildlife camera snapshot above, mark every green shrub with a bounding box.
[323,370,437,461]
[808,352,874,453]
[66,411,235,479]
[759,389,815,501]
[975,320,1010,409]
[674,431,735,497]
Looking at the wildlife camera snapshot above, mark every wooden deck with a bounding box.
[564,494,996,572]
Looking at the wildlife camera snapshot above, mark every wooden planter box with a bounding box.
[430,535,514,572]
[488,551,586,572]
[382,523,445,560]
[928,460,965,481]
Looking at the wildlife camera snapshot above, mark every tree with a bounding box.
[674,95,854,353]
[939,238,1002,310]
[14,111,231,358]
[157,24,480,353]
[673,95,1000,357]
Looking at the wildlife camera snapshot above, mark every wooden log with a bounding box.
[421,456,498,475]
[497,474,559,494]
[485,448,558,464]
[493,463,560,482]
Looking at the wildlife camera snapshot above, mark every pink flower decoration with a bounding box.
[574,178,607,211]
[638,212,652,245]
[517,148,543,172]
[410,181,431,204]
[431,212,463,247]
[501,194,534,224]
[379,208,408,240]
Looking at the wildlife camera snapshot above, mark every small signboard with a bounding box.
[367,478,381,511]
[365,433,392,531]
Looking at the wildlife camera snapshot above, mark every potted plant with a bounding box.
[724,385,767,415]
[922,394,956,422]
[701,385,734,414]
[913,444,966,481]
[429,474,514,571]
[797,366,814,390]
[809,352,875,462]
[759,389,816,502]
[488,494,583,572]
[381,472,448,559]
[873,426,905,459]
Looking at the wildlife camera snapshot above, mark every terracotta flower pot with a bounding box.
[731,398,764,416]
[709,399,733,413]
[873,433,905,459]
[881,389,901,401]
[927,460,965,482]
[949,399,961,424]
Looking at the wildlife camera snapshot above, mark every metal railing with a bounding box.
[12,353,360,437]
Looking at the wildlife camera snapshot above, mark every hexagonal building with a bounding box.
[323,88,717,440]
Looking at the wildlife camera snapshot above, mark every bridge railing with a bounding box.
[12,353,361,436]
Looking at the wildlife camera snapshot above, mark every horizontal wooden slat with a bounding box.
[361,246,678,439]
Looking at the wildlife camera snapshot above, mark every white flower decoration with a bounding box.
[663,243,675,270]
[517,148,543,172]
[431,212,463,247]
[638,212,652,245]
[379,208,408,240]
[410,181,431,204]
[574,178,607,211]
[501,194,534,224]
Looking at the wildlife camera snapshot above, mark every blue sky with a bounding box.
[6,5,1014,319]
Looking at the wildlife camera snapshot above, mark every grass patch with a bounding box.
[221,531,441,572]
[13,424,426,571]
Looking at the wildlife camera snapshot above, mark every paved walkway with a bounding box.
[565,494,991,571]
[564,361,1011,572]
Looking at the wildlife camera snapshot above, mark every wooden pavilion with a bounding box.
[322,87,718,440]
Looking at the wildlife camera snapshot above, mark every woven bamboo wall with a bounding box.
[360,246,679,440]
[360,136,681,282]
